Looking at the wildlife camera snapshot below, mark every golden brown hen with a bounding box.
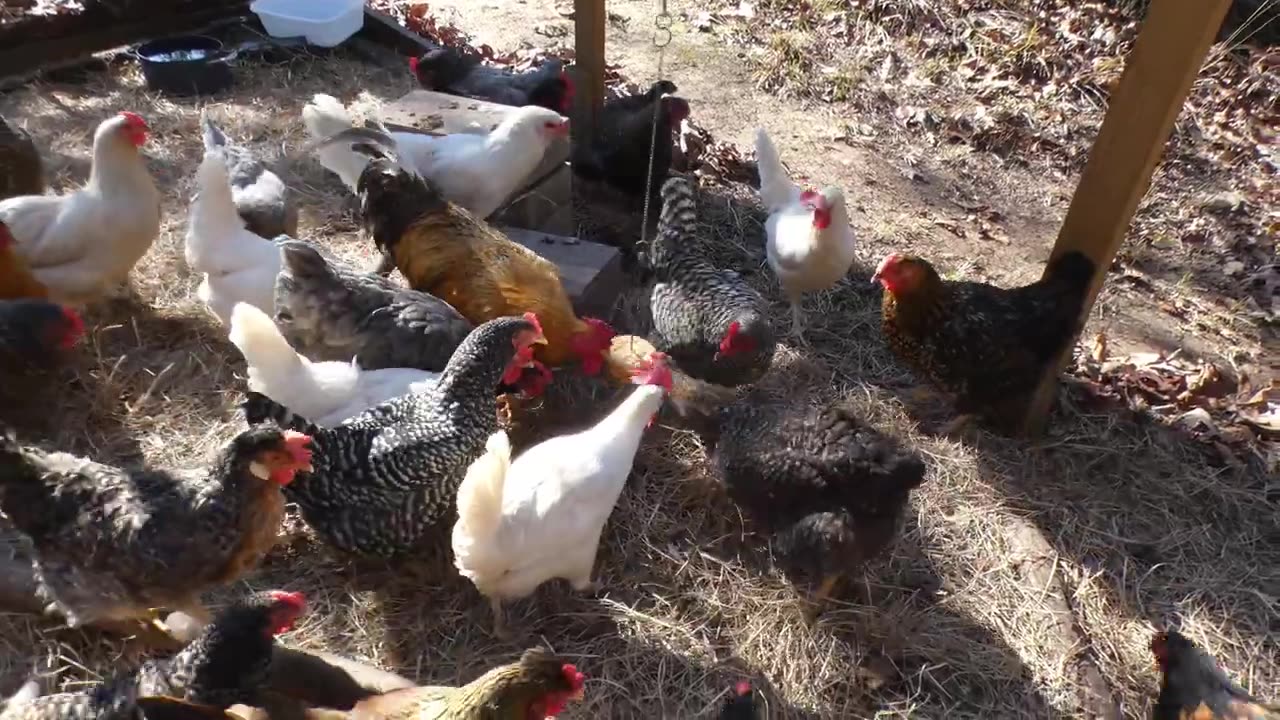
[349,648,585,720]
[348,141,616,377]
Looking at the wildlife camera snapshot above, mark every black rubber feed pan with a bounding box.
[135,36,234,96]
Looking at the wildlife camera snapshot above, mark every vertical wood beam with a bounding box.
[573,0,607,139]
[1021,0,1231,436]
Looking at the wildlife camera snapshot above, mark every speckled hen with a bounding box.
[241,314,547,558]
[873,250,1095,432]
[0,426,312,636]
[704,396,926,602]
[647,176,775,386]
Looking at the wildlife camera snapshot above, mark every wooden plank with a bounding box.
[573,0,607,139]
[1022,0,1231,436]
[501,226,624,318]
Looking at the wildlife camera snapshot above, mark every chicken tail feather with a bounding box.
[241,391,320,438]
[452,430,514,589]
[229,302,322,398]
[1045,251,1095,297]
[754,128,799,212]
[302,94,367,192]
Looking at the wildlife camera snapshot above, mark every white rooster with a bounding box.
[755,128,855,338]
[452,352,674,635]
[228,302,439,427]
[0,112,160,304]
[302,93,568,219]
[185,152,284,325]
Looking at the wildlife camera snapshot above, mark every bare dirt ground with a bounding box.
[0,1,1276,719]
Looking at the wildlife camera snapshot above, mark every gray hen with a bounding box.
[272,240,472,373]
[409,48,572,114]
[200,112,298,239]
[648,176,775,386]
[241,314,546,557]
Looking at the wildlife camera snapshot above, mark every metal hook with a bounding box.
[654,12,673,47]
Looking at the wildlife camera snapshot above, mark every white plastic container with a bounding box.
[250,0,365,48]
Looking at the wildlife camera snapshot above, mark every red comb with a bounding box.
[267,590,307,611]
[59,307,85,349]
[522,311,544,337]
[734,681,751,696]
[119,111,147,129]
[408,56,420,73]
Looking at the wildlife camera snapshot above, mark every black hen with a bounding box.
[0,299,82,367]
[200,113,297,240]
[718,682,760,720]
[0,114,43,202]
[409,49,572,114]
[272,239,472,373]
[705,397,926,601]
[136,590,306,708]
[1152,629,1277,720]
[241,314,546,558]
[648,176,775,386]
[571,81,689,198]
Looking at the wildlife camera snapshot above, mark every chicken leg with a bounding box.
[789,300,806,340]
[489,596,510,639]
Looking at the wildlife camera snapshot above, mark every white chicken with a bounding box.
[185,152,284,325]
[302,93,569,219]
[755,128,855,338]
[0,112,160,304]
[228,302,440,427]
[453,352,674,635]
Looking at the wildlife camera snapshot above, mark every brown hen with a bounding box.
[350,648,585,720]
[0,426,312,641]
[1152,629,1277,720]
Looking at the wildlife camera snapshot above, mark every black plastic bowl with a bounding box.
[135,36,234,96]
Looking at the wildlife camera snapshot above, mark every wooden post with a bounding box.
[1021,0,1231,436]
[573,0,607,138]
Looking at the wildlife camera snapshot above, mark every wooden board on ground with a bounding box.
[500,226,623,318]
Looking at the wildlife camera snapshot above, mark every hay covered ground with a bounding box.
[0,38,1275,720]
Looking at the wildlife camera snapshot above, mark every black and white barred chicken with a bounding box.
[647,177,775,386]
[241,314,546,558]
[700,394,926,603]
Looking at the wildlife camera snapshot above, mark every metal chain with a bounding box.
[638,2,672,260]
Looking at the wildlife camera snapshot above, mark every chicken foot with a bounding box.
[803,573,842,622]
